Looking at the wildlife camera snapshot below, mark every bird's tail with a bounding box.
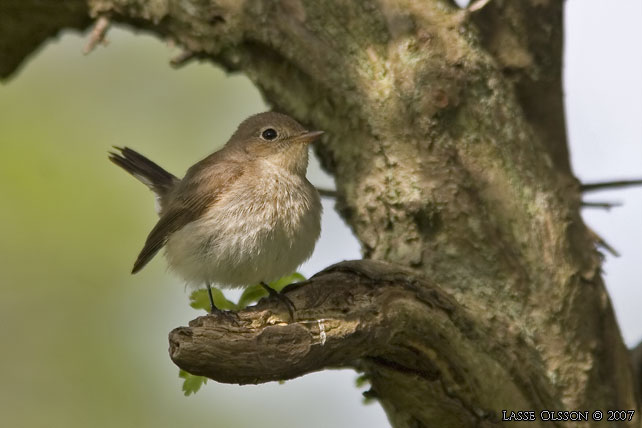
[108,146,179,198]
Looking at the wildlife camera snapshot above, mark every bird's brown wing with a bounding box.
[131,159,244,274]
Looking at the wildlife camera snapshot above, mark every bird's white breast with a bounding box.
[164,161,322,288]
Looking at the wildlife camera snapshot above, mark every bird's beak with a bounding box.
[293,130,324,144]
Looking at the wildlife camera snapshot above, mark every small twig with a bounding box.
[587,227,620,257]
[316,187,337,199]
[83,16,110,55]
[170,50,196,68]
[581,201,623,210]
[454,0,491,24]
[581,179,642,193]
[467,0,492,13]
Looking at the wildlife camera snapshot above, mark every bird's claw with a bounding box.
[208,306,240,325]
[261,282,296,321]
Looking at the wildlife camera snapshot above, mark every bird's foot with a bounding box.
[208,306,240,325]
[206,282,239,324]
[261,282,296,321]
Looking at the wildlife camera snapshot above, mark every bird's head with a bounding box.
[227,112,323,175]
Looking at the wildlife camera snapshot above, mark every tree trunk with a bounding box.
[3,1,640,426]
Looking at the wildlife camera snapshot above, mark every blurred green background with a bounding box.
[0,28,385,428]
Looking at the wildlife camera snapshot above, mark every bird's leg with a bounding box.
[206,282,218,314]
[205,282,240,325]
[261,282,296,321]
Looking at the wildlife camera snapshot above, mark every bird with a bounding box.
[109,112,323,316]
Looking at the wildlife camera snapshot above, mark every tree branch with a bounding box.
[170,260,557,426]
[170,260,416,385]
[0,0,90,79]
[82,15,110,55]
[581,201,622,210]
[581,179,642,193]
[470,1,570,175]
[632,341,642,399]
[316,187,337,199]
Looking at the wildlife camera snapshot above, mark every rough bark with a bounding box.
[3,1,640,427]
[633,341,642,402]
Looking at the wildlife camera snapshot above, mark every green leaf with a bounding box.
[189,288,237,312]
[188,273,307,312]
[236,283,269,309]
[235,272,307,309]
[269,272,306,292]
[355,373,370,388]
[178,369,208,396]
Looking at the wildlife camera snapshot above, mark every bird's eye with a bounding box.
[261,128,278,141]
